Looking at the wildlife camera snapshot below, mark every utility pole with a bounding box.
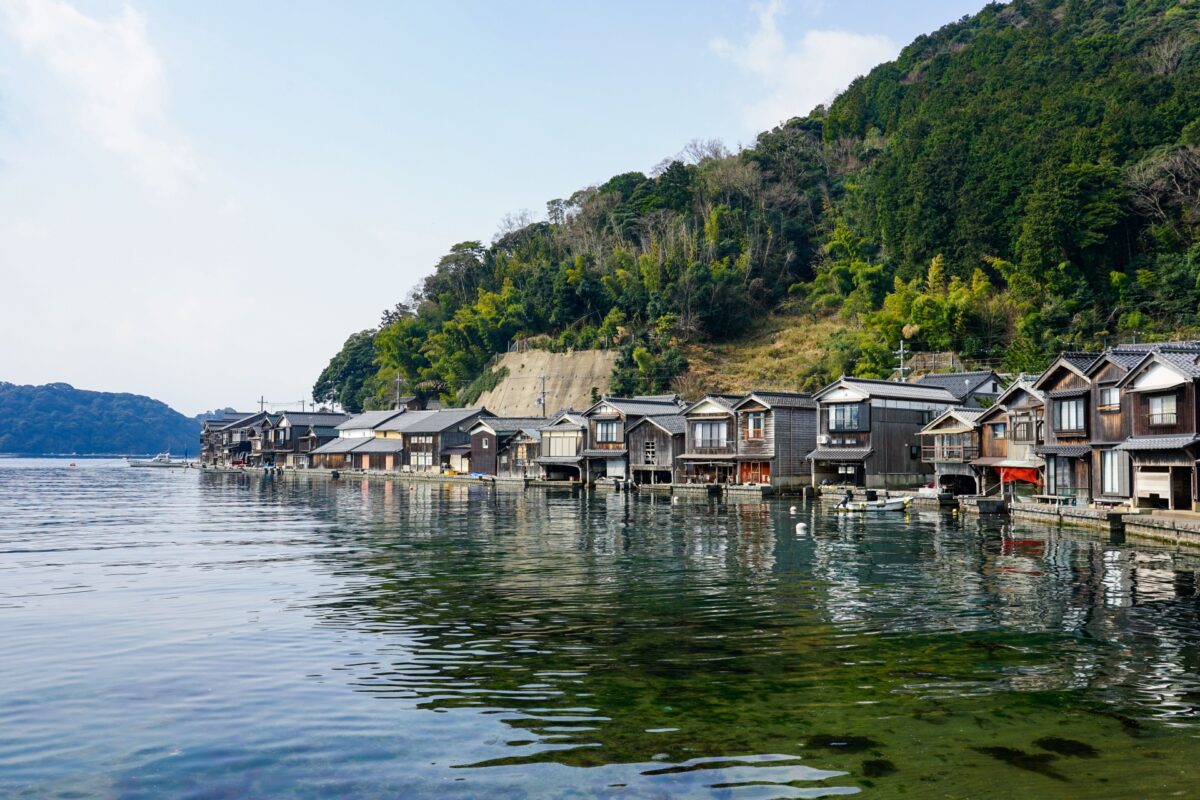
[394,374,404,410]
[894,340,910,383]
[258,395,266,412]
[538,374,548,418]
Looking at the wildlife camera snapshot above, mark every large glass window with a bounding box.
[693,421,728,448]
[595,420,621,442]
[1101,449,1129,496]
[1053,398,1085,432]
[829,404,862,432]
[746,412,765,439]
[1149,394,1178,426]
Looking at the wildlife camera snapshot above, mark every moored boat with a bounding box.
[835,497,911,513]
[127,452,192,468]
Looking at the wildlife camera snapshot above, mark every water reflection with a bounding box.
[2,462,1199,798]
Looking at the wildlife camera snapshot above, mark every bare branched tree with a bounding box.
[1144,33,1187,76]
[492,209,535,243]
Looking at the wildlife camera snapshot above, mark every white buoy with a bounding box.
[789,505,798,515]
[795,522,808,535]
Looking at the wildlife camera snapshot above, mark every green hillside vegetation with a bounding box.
[0,382,200,455]
[315,0,1200,410]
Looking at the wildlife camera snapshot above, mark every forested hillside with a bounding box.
[316,0,1200,411]
[0,382,200,455]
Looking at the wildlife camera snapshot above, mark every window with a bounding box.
[1013,418,1032,442]
[1101,449,1130,496]
[1053,398,1084,432]
[482,437,489,449]
[1098,387,1120,412]
[829,404,862,432]
[746,412,765,439]
[693,421,728,449]
[993,423,1007,440]
[644,440,656,463]
[545,431,578,457]
[1148,394,1177,426]
[596,420,621,442]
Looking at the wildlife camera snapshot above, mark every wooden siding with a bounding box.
[736,400,774,459]
[627,423,679,469]
[979,420,1008,459]
[1041,366,1090,444]
[1130,383,1197,438]
[470,430,497,475]
[587,416,625,450]
[867,405,932,478]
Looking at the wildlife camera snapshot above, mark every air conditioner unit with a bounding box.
[817,435,830,445]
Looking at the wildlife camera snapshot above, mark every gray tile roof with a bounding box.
[476,417,550,436]
[582,448,626,457]
[587,397,687,417]
[1035,444,1091,458]
[915,371,998,399]
[1113,435,1200,451]
[1155,350,1200,378]
[629,414,687,435]
[1046,388,1088,399]
[818,377,958,403]
[278,411,350,427]
[351,437,406,454]
[391,407,487,434]
[311,437,366,455]
[739,391,817,409]
[808,447,873,461]
[682,394,742,414]
[337,410,407,431]
[1061,352,1100,371]
[539,411,586,431]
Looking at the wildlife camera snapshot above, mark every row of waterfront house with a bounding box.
[198,341,1200,509]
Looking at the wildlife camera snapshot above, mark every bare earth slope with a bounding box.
[476,350,618,416]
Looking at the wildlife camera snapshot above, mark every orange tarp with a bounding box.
[999,467,1040,485]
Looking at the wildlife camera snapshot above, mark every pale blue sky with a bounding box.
[0,0,984,414]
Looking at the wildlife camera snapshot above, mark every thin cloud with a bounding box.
[0,0,197,194]
[713,0,898,131]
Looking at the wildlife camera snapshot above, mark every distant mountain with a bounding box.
[0,382,200,456]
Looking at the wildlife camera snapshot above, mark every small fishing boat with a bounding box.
[127,452,192,469]
[835,497,911,513]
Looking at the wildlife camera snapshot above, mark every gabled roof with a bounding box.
[682,394,743,415]
[914,371,1000,400]
[382,407,488,434]
[337,410,408,431]
[632,394,681,403]
[1033,353,1095,390]
[470,416,550,437]
[919,406,985,435]
[627,414,687,436]
[539,410,586,431]
[1115,348,1200,389]
[302,425,340,438]
[975,379,1043,423]
[277,411,350,427]
[734,391,816,410]
[813,376,958,403]
[582,396,686,418]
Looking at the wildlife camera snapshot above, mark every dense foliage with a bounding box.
[317,0,1200,406]
[0,382,200,455]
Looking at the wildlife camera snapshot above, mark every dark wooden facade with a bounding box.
[1033,356,1094,505]
[626,416,684,485]
[733,393,817,488]
[678,396,740,484]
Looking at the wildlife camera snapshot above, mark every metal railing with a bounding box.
[1148,412,1178,426]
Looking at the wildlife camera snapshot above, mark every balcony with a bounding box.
[921,445,980,463]
[1148,412,1178,427]
[689,442,734,455]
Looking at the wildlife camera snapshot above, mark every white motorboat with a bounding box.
[127,452,192,468]
[835,497,911,513]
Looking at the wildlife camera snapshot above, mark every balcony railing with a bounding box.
[921,445,980,463]
[689,443,733,454]
[1148,412,1178,426]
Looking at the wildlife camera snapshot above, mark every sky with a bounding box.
[0,0,984,415]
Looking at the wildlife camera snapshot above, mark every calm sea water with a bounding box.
[1,458,1198,798]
